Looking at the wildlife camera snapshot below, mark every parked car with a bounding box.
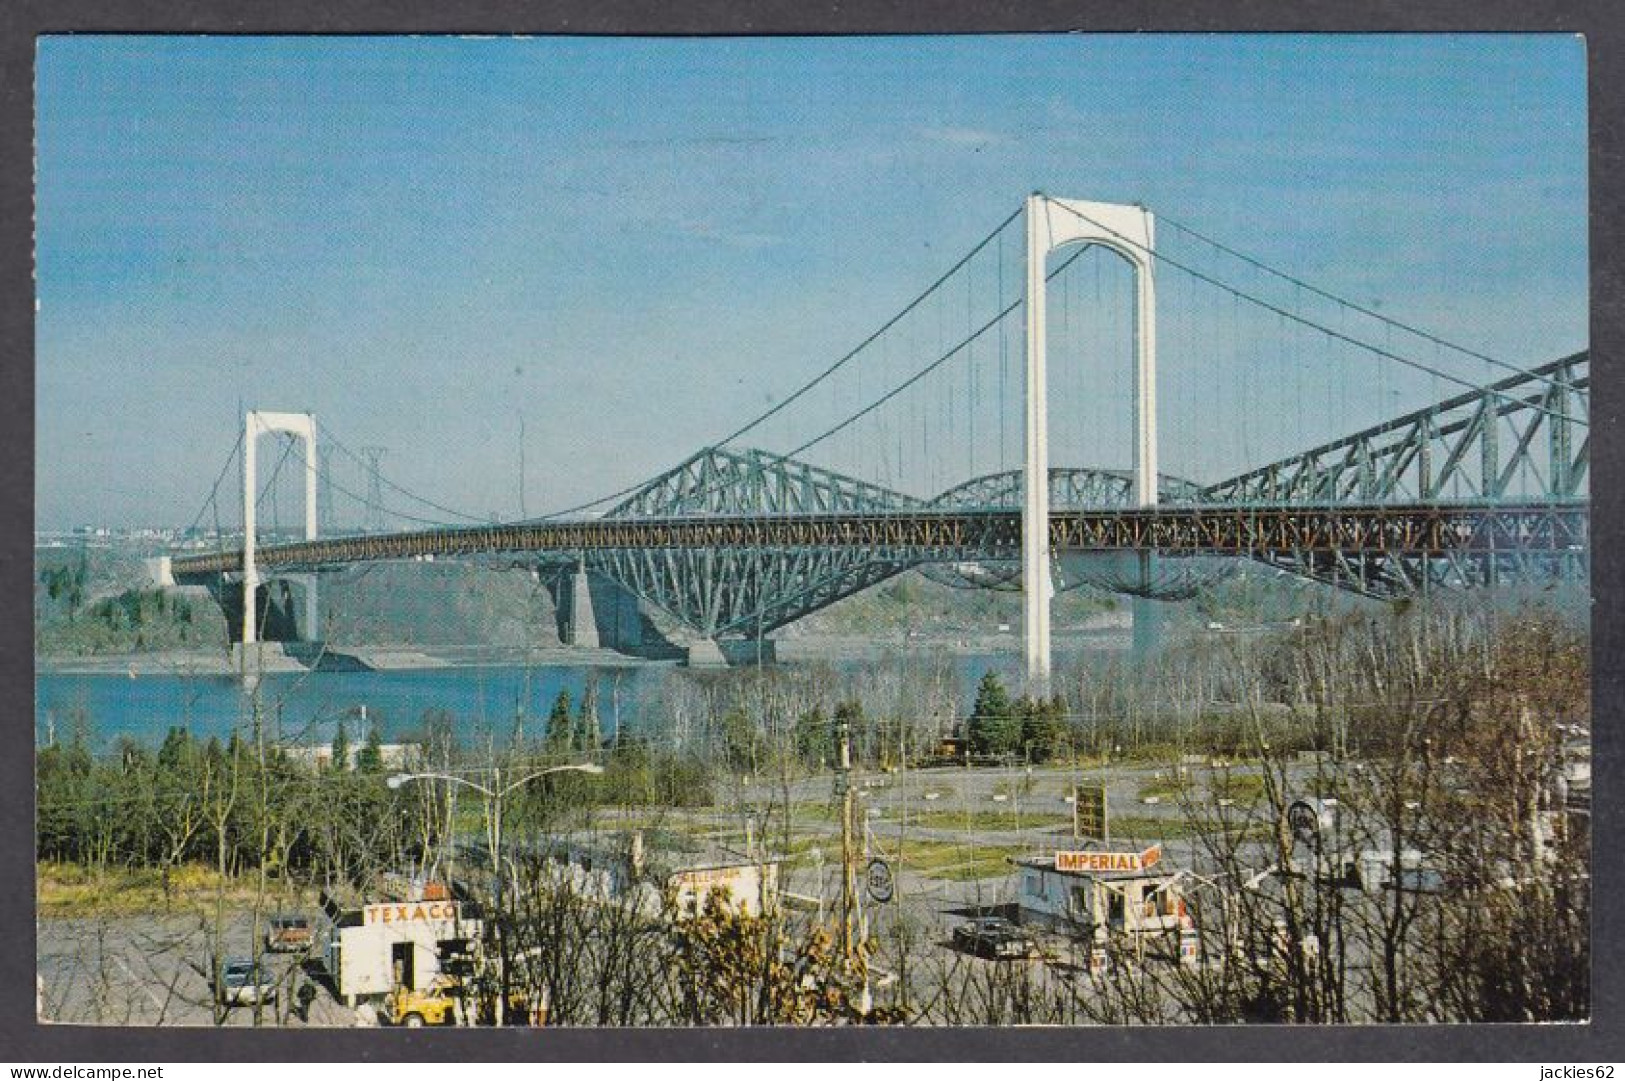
[264,914,313,953]
[953,917,1039,960]
[214,960,278,1006]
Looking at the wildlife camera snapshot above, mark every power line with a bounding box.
[278,435,468,528]
[317,422,491,524]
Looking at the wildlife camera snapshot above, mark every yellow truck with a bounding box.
[384,977,463,1027]
[383,979,549,1027]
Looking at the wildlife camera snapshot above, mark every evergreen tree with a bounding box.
[575,678,601,752]
[330,719,350,772]
[1019,695,1067,763]
[718,707,759,773]
[356,724,384,773]
[793,705,831,768]
[158,726,193,771]
[967,671,1020,758]
[546,689,574,750]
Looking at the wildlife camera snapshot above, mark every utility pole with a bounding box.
[835,711,858,970]
[489,764,506,1028]
[517,414,528,520]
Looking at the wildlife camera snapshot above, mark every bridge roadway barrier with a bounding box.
[168,501,1588,581]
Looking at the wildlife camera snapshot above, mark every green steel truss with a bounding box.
[1200,353,1588,506]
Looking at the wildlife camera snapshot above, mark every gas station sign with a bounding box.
[1056,844,1163,874]
[1073,783,1108,842]
[362,900,460,926]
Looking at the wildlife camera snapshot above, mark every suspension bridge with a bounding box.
[159,195,1590,686]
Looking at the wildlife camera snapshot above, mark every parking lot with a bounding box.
[37,761,1281,1026]
[38,910,356,1027]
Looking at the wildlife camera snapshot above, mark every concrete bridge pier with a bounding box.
[563,562,601,648]
[685,638,777,668]
[211,575,322,646]
[686,640,728,667]
[548,562,676,655]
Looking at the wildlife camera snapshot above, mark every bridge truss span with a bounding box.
[1201,352,1588,506]
[607,445,922,519]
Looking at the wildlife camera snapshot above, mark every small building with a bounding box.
[282,741,417,771]
[1012,846,1186,937]
[667,854,780,918]
[317,884,482,1006]
[523,831,781,919]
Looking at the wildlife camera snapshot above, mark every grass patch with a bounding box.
[588,810,721,838]
[1304,775,1343,799]
[1099,742,1188,765]
[902,809,1072,832]
[1137,776,1191,802]
[787,802,839,823]
[37,861,273,918]
[880,839,1026,882]
[774,836,839,869]
[1102,814,1201,842]
[1210,772,1268,803]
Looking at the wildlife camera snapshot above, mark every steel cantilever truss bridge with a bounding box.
[170,353,1589,642]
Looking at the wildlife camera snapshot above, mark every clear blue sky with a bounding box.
[36,35,1587,529]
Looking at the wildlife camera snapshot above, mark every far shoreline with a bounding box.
[35,626,1134,679]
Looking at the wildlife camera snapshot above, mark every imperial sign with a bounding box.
[1055,845,1163,874]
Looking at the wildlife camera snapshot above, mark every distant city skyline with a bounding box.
[36,35,1587,529]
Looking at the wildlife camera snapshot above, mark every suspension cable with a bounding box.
[254,432,299,513]
[742,242,1100,475]
[709,206,1024,452]
[183,428,245,537]
[1043,196,1586,428]
[1158,210,1579,394]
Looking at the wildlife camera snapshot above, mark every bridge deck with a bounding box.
[169,500,1587,579]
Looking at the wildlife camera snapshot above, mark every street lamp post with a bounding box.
[387,762,604,1025]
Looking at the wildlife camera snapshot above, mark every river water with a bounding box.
[35,648,1066,752]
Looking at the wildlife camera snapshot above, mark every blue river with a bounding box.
[35,651,1040,752]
